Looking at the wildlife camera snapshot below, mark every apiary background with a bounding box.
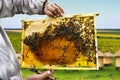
[21,14,98,70]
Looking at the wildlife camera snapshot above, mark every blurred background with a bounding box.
[0,0,120,29]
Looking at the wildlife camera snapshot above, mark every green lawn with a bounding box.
[6,29,120,80]
[21,60,120,80]
[97,29,120,53]
[6,31,22,53]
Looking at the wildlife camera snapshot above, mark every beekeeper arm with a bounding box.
[0,0,47,18]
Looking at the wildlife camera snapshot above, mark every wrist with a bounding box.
[43,0,49,14]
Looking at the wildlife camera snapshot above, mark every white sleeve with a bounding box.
[0,0,47,18]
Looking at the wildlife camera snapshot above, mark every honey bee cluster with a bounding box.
[23,15,97,65]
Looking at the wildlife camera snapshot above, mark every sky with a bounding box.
[0,0,120,29]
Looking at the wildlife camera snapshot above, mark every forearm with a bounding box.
[0,0,47,18]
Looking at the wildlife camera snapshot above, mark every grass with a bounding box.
[97,34,120,38]
[6,29,120,80]
[97,38,120,53]
[96,29,120,53]
[21,59,120,80]
[97,29,120,38]
[6,31,22,53]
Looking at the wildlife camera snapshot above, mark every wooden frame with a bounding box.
[21,13,99,70]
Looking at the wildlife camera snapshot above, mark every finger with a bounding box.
[37,71,42,74]
[46,5,58,16]
[54,3,64,14]
[51,3,63,16]
[49,69,54,74]
[44,9,55,17]
[48,75,56,80]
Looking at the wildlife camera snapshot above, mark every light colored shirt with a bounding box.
[0,25,22,80]
[0,0,47,18]
[0,0,47,79]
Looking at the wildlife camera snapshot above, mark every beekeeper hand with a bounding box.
[24,70,55,80]
[44,2,64,17]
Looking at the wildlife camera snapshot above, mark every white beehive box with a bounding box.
[98,51,104,69]
[114,50,120,69]
[103,51,113,65]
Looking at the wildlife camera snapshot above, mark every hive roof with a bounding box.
[114,50,120,57]
[98,51,104,57]
[104,51,113,57]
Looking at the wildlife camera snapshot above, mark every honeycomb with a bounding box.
[21,14,98,69]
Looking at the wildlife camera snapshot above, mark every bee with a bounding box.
[42,20,46,23]
[31,59,33,62]
[23,22,28,30]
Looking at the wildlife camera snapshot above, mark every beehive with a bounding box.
[98,51,104,69]
[21,13,98,70]
[103,51,113,65]
[114,50,120,69]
